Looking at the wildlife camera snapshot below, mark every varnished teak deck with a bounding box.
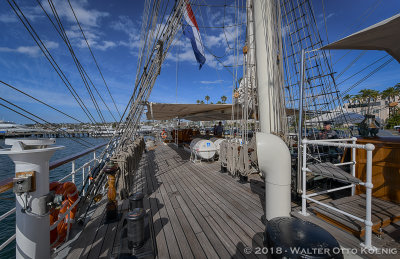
[64,143,400,259]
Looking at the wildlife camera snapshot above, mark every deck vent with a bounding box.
[127,208,146,249]
[129,192,144,210]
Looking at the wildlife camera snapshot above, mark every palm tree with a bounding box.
[221,95,227,104]
[217,101,222,104]
[381,87,400,117]
[343,94,352,109]
[205,95,210,104]
[200,100,204,104]
[359,89,380,114]
[351,94,362,114]
[350,95,358,106]
[394,83,400,91]
[196,100,200,104]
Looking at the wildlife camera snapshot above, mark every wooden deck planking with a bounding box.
[159,148,251,258]
[171,169,255,259]
[66,142,400,259]
[189,168,265,230]
[158,147,247,258]
[146,151,181,259]
[101,200,128,258]
[196,158,264,212]
[162,162,231,258]
[310,195,400,237]
[66,199,107,259]
[65,147,263,258]
[190,163,264,216]
[86,208,114,259]
[167,147,264,228]
[176,164,265,252]
[157,176,195,259]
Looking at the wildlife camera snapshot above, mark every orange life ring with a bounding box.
[161,131,167,139]
[49,181,79,247]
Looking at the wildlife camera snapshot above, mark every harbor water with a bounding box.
[0,137,108,258]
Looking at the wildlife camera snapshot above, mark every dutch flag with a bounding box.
[182,0,206,69]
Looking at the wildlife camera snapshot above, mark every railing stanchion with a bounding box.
[351,137,357,196]
[88,164,91,185]
[82,166,85,196]
[66,214,71,242]
[300,139,309,216]
[363,144,375,249]
[71,160,75,184]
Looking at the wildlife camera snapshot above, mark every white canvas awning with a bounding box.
[146,102,242,121]
[322,13,400,63]
[146,103,308,121]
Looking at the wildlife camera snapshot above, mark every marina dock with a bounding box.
[0,130,113,139]
[60,143,400,259]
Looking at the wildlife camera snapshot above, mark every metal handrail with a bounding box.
[0,142,107,194]
[57,158,97,183]
[299,137,375,249]
[0,208,16,222]
[0,234,16,251]
[49,142,106,170]
[49,197,81,231]
[0,143,106,251]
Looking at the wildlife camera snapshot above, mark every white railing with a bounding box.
[0,145,103,252]
[57,152,98,195]
[299,137,375,249]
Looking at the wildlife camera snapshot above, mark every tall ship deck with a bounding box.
[54,143,400,259]
[1,0,400,258]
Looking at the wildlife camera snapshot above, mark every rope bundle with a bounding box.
[113,137,146,198]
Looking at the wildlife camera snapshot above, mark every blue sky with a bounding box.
[0,0,399,124]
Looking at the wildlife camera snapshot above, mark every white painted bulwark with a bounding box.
[256,133,291,220]
[0,139,63,259]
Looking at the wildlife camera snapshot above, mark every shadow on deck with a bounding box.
[60,143,400,259]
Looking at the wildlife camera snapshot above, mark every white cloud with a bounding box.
[44,41,59,49]
[63,23,119,52]
[95,40,117,51]
[15,46,41,56]
[317,12,335,28]
[111,16,141,53]
[200,79,224,84]
[40,0,109,27]
[0,40,59,57]
[26,0,116,51]
[167,47,196,63]
[108,3,244,73]
[0,13,18,23]
[0,4,44,23]
[318,12,335,20]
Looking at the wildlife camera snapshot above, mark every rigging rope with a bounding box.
[0,80,84,124]
[47,0,107,124]
[0,99,93,148]
[8,0,98,125]
[67,0,122,120]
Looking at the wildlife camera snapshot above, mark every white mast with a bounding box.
[253,0,285,133]
[253,0,291,221]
